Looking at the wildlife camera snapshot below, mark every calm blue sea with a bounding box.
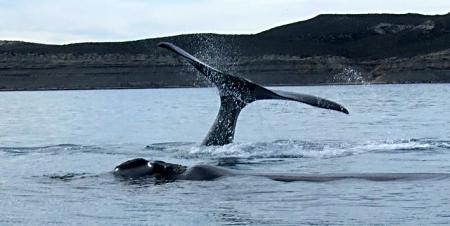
[0,84,449,225]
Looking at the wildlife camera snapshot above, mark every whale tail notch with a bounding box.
[158,42,348,146]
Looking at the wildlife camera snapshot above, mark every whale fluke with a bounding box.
[158,42,349,146]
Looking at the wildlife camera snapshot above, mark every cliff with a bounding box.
[1,13,449,90]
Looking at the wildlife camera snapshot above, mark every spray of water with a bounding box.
[333,66,368,84]
[186,35,240,87]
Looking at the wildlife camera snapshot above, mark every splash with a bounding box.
[333,67,367,84]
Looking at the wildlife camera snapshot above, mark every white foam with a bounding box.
[170,139,447,159]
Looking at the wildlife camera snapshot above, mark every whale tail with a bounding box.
[158,42,348,146]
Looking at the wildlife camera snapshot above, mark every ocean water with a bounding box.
[0,84,449,225]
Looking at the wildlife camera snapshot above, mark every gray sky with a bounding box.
[0,0,449,44]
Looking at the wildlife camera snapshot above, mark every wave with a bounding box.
[42,172,91,181]
[150,138,450,159]
[0,144,148,156]
[353,138,450,153]
[0,144,92,156]
[1,138,448,160]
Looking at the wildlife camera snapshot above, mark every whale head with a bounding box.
[113,159,187,180]
[113,158,154,178]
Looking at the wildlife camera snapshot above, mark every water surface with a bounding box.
[1,84,449,225]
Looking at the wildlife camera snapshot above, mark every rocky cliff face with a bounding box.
[0,13,449,91]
